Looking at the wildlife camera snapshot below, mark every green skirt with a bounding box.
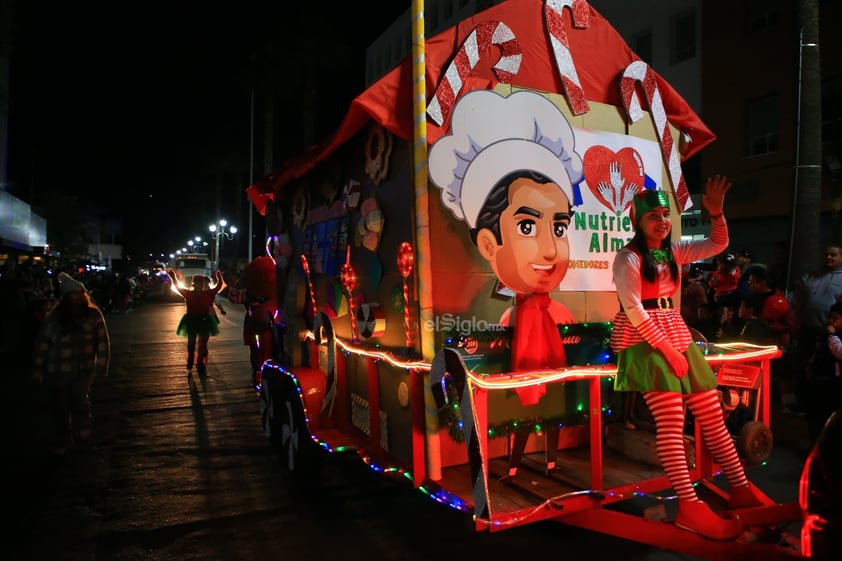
[176,313,220,338]
[614,340,717,394]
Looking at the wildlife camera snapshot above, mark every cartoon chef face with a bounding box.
[474,171,572,294]
[429,90,582,295]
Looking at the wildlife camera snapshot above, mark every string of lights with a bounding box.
[281,330,780,526]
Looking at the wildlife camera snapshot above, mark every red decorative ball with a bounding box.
[340,263,357,293]
[397,242,414,279]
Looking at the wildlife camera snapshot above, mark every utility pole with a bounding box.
[249,89,254,263]
[789,0,822,289]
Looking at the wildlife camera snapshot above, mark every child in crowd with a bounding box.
[802,301,842,441]
[707,253,740,311]
[694,302,721,343]
[734,294,772,345]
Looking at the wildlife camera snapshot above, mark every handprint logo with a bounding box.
[597,161,639,215]
[583,146,647,215]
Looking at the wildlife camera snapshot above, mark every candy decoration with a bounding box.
[342,179,361,211]
[426,20,522,126]
[620,61,691,211]
[313,312,338,416]
[397,241,414,278]
[356,197,385,252]
[340,245,359,341]
[364,125,393,186]
[397,242,415,347]
[544,0,591,115]
[356,303,386,338]
[268,233,293,269]
[300,255,318,322]
[430,348,489,520]
[292,186,310,229]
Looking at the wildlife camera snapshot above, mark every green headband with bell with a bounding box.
[632,189,670,221]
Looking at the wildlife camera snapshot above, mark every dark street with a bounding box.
[5,292,813,561]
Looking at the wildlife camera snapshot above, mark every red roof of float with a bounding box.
[247,0,714,215]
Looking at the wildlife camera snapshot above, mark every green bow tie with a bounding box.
[651,248,671,264]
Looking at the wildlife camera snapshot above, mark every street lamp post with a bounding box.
[209,219,237,270]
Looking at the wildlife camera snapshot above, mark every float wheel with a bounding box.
[736,420,773,466]
[260,369,282,450]
[279,382,321,478]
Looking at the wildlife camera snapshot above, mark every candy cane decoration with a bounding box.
[426,21,521,126]
[397,242,415,347]
[300,255,318,322]
[430,348,490,520]
[544,0,591,115]
[621,61,692,211]
[340,246,359,342]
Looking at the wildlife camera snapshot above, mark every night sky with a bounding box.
[7,1,410,264]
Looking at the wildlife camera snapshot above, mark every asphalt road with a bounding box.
[4,293,815,561]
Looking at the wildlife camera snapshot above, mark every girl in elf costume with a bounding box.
[610,177,766,540]
[167,269,226,375]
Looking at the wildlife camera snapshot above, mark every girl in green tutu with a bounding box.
[610,177,766,540]
[166,269,227,375]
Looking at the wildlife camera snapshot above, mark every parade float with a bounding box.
[244,1,814,558]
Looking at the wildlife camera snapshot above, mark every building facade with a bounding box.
[366,0,842,270]
[575,0,841,267]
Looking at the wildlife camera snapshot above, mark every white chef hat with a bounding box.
[429,90,583,229]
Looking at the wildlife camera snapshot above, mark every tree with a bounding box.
[790,0,821,287]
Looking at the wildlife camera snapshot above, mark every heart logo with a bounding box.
[582,146,646,215]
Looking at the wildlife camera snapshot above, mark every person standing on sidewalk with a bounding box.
[802,301,842,442]
[791,244,842,414]
[166,269,226,375]
[32,272,110,455]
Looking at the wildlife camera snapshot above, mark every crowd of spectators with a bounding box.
[0,257,158,366]
[1,258,57,366]
[679,242,842,422]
